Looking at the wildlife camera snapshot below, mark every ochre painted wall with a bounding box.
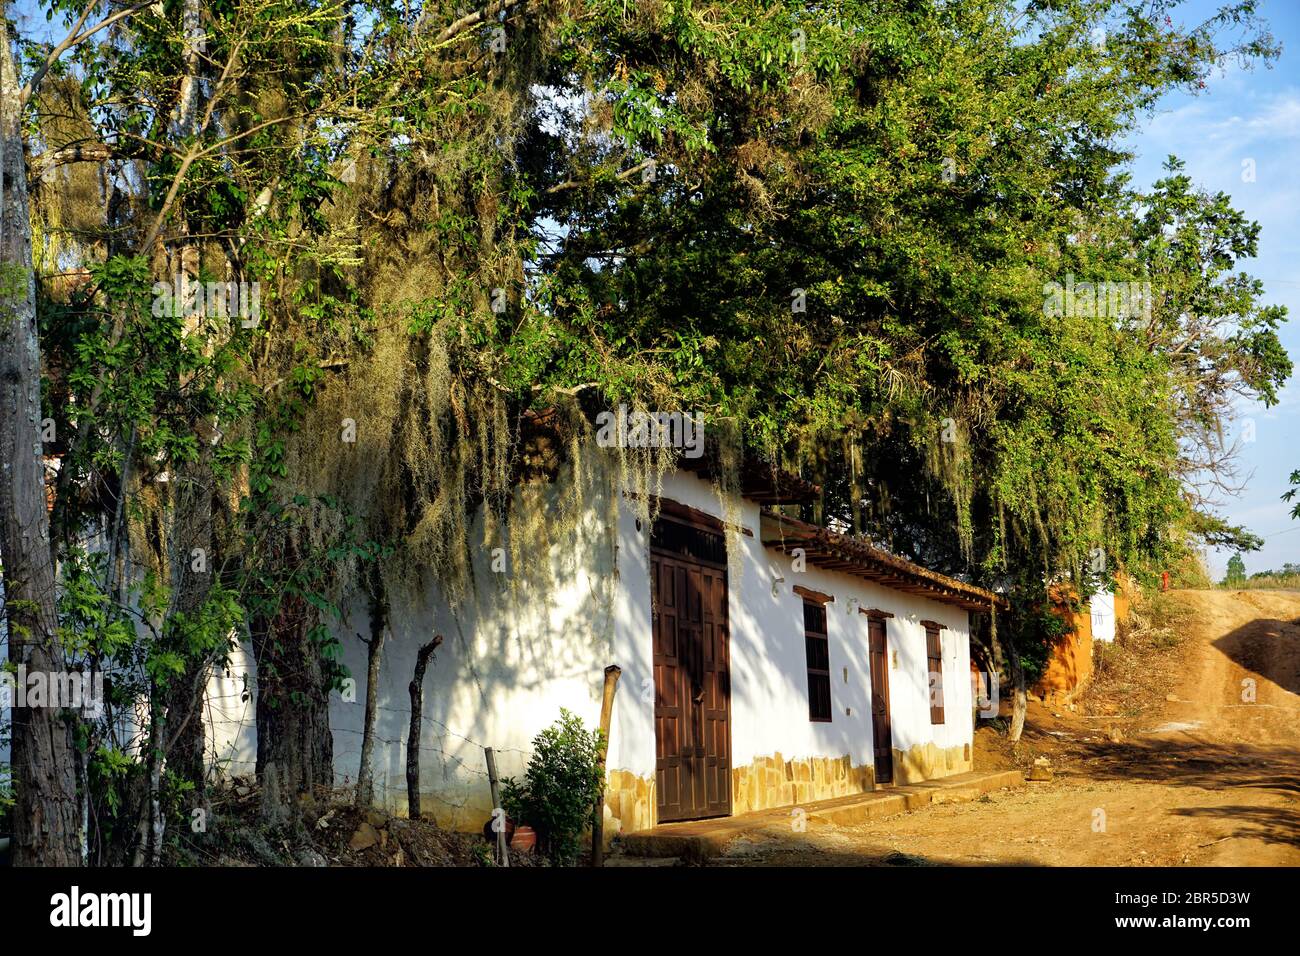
[1032,578,1133,701]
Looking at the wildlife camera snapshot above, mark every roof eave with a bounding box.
[760,511,1009,613]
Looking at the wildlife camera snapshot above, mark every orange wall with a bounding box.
[1033,591,1093,698]
[1032,579,1132,700]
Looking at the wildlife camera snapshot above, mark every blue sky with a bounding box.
[1121,0,1300,577]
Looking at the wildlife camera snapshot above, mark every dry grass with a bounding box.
[1078,589,1193,719]
[1223,574,1300,590]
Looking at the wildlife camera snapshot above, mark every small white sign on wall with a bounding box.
[1090,591,1116,643]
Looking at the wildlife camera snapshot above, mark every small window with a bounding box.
[925,624,945,724]
[803,599,831,722]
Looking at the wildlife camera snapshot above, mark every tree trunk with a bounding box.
[994,608,1027,742]
[131,691,165,866]
[159,471,216,802]
[161,0,214,804]
[982,606,1025,740]
[161,652,209,798]
[0,23,81,867]
[406,635,443,820]
[1006,641,1027,742]
[252,583,334,824]
[591,664,621,867]
[355,573,387,807]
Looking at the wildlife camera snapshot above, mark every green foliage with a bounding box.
[1007,594,1073,687]
[1283,469,1300,520]
[1218,557,1300,590]
[529,0,1288,626]
[87,744,140,857]
[0,763,13,834]
[1223,553,1247,588]
[1236,563,1300,590]
[501,709,606,866]
[14,0,1294,858]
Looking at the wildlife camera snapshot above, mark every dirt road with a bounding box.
[706,589,1300,866]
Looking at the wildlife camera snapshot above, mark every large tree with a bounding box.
[1,2,81,865]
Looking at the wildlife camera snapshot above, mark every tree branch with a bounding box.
[435,0,523,46]
[21,1,154,108]
[546,158,656,195]
[31,142,116,175]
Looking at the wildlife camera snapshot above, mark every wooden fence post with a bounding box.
[485,747,509,867]
[591,664,622,866]
[406,635,443,820]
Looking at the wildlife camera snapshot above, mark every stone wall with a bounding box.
[730,752,874,815]
[604,768,657,836]
[891,741,972,784]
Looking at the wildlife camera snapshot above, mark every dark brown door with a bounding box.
[867,616,894,785]
[651,518,731,822]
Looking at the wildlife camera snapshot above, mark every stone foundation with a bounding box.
[731,753,874,815]
[603,768,657,836]
[891,742,972,784]
[600,744,973,835]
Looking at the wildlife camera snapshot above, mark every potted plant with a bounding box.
[495,709,605,865]
[482,780,537,852]
[499,780,538,852]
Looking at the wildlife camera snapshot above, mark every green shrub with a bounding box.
[0,763,13,835]
[501,709,605,866]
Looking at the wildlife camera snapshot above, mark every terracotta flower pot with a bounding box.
[482,817,537,853]
[509,825,537,852]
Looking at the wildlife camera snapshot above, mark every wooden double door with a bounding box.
[651,517,731,822]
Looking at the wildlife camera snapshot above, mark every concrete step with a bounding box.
[621,769,1024,861]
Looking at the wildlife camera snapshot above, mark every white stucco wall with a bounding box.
[206,639,258,778]
[208,458,622,827]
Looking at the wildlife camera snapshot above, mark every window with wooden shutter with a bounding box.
[803,599,831,722]
[925,623,945,724]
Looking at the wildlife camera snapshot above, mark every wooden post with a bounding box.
[591,664,622,867]
[406,635,443,820]
[485,747,509,868]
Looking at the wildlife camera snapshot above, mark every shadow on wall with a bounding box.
[720,500,976,804]
[727,561,878,765]
[328,456,623,828]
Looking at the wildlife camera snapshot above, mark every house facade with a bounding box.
[205,452,1004,837]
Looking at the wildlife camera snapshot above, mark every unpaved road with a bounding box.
[707,589,1300,866]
